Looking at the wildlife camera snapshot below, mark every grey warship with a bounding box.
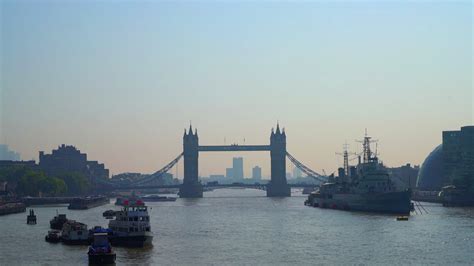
[305,132,412,215]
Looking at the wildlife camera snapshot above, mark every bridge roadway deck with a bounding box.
[198,145,271,152]
[114,183,316,190]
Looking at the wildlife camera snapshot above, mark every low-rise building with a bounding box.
[39,144,109,185]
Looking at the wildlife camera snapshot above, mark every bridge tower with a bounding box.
[179,125,203,198]
[267,123,291,197]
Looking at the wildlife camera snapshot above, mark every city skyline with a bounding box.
[1,1,472,176]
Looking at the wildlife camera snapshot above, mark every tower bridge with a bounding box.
[98,123,327,197]
[181,123,289,198]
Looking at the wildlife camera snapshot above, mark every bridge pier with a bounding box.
[180,126,203,198]
[267,123,291,197]
[179,182,203,198]
[266,182,291,197]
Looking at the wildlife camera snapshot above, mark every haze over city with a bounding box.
[1,1,472,177]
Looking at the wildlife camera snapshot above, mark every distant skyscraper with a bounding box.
[0,144,21,161]
[233,157,244,180]
[293,166,302,179]
[226,168,233,178]
[252,166,262,180]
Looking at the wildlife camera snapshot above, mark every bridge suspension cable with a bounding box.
[286,152,328,183]
[132,153,184,186]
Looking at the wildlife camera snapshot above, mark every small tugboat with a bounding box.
[27,209,37,225]
[50,213,68,230]
[108,199,153,247]
[88,228,116,265]
[142,194,177,202]
[61,220,90,245]
[45,230,61,243]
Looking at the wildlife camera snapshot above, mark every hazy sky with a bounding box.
[1,0,472,178]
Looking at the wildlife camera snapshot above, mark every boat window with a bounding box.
[78,231,82,235]
[134,217,138,221]
[129,227,133,232]
[129,217,133,221]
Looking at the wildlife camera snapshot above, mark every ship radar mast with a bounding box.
[336,142,357,176]
[356,129,378,164]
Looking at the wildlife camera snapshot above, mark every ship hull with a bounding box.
[307,190,411,215]
[88,253,116,265]
[109,235,153,248]
[142,197,177,202]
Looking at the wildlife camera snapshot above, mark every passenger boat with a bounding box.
[88,228,116,265]
[108,199,153,247]
[50,213,68,230]
[61,220,90,245]
[45,230,61,243]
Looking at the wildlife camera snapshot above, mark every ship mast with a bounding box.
[343,144,349,176]
[357,129,378,164]
[336,142,357,177]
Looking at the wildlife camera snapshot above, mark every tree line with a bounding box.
[0,165,92,196]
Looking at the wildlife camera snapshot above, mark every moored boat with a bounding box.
[50,213,68,230]
[45,230,61,243]
[141,194,177,202]
[0,202,26,216]
[68,196,109,210]
[305,132,412,215]
[108,199,153,247]
[61,220,90,245]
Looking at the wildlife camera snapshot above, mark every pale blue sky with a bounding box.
[1,0,472,177]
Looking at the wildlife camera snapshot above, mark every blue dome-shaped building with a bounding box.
[417,145,445,190]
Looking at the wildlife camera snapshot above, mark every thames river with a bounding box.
[1,189,473,265]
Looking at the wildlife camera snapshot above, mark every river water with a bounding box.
[0,189,473,265]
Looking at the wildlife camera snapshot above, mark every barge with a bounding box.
[0,202,26,216]
[142,194,177,202]
[68,196,109,210]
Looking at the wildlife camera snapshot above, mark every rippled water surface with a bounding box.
[1,189,473,265]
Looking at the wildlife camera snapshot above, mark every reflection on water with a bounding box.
[0,189,473,265]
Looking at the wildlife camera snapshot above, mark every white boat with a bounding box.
[61,220,90,245]
[108,199,153,247]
